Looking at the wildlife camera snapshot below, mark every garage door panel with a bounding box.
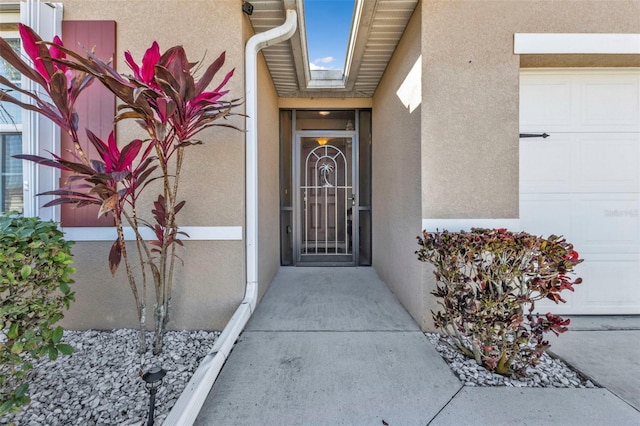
[520,79,573,132]
[519,195,573,238]
[520,69,640,315]
[521,71,640,133]
[582,80,640,130]
[520,136,572,193]
[521,133,639,194]
[521,194,640,255]
[535,258,640,314]
[577,134,639,193]
[575,195,640,253]
[582,261,640,310]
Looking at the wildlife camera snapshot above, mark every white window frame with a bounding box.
[0,4,28,214]
[0,27,21,134]
[19,0,63,221]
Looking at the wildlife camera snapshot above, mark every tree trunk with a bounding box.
[153,304,165,355]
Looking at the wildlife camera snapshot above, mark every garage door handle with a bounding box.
[519,133,550,138]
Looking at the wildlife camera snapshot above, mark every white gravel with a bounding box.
[426,333,597,388]
[0,329,219,426]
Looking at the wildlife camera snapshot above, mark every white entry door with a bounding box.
[520,69,640,314]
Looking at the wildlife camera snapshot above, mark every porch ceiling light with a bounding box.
[317,138,330,146]
[318,111,330,116]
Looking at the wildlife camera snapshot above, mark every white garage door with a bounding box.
[520,69,640,314]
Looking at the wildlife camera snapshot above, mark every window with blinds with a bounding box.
[0,7,24,213]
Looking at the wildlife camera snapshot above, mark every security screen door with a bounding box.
[295,132,357,265]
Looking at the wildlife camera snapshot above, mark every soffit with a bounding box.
[248,0,419,98]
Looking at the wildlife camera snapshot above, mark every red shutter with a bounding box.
[60,21,116,227]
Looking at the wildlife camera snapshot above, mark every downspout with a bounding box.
[163,9,298,426]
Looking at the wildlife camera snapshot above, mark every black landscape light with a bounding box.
[142,366,167,426]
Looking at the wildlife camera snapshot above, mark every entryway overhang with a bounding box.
[247,0,419,98]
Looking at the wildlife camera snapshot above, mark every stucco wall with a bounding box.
[66,241,245,330]
[371,3,425,328]
[59,0,247,330]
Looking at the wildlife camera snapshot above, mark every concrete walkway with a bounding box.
[195,267,640,425]
[547,316,640,412]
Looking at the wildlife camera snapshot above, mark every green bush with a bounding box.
[417,228,582,376]
[0,213,76,414]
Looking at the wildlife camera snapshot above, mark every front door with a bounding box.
[295,132,357,265]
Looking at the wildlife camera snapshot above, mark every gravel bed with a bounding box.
[0,329,219,426]
[426,333,596,388]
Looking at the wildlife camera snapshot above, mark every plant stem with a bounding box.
[68,126,91,167]
[123,209,149,349]
[164,147,184,327]
[114,213,145,354]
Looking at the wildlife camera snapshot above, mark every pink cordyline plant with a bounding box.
[0,25,241,355]
[0,25,93,162]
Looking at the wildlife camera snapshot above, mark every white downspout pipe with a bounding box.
[163,9,297,426]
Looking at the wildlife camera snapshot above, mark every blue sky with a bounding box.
[304,0,355,71]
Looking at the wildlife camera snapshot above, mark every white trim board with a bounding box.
[62,226,243,242]
[514,33,640,55]
[422,219,521,232]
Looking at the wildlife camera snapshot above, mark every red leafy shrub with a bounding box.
[417,228,582,376]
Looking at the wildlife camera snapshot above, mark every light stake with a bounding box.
[142,366,167,426]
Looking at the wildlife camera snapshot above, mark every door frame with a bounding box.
[293,130,358,266]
